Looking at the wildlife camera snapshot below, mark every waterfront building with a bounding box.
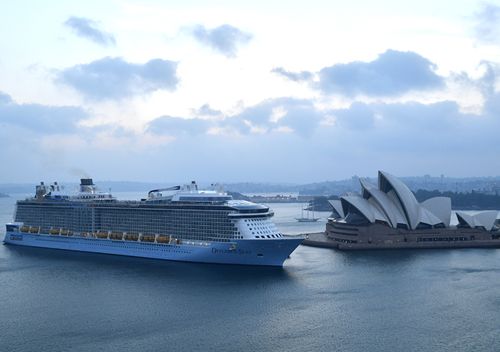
[327,171,500,249]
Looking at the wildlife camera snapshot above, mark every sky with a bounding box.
[1,0,500,183]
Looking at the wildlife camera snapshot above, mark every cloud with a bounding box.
[64,16,116,46]
[474,3,500,44]
[147,116,210,135]
[3,54,500,183]
[328,99,499,157]
[0,91,87,133]
[227,98,324,137]
[333,102,375,130]
[146,98,325,138]
[476,61,500,98]
[192,24,252,57]
[375,101,466,130]
[0,92,13,104]
[193,104,223,117]
[271,67,313,82]
[111,92,500,182]
[317,50,444,97]
[57,57,179,100]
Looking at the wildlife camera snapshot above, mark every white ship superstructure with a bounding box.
[4,179,302,266]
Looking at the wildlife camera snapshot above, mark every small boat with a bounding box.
[109,232,124,240]
[124,233,139,241]
[295,202,320,222]
[140,234,155,243]
[49,228,61,235]
[96,231,109,239]
[156,235,170,243]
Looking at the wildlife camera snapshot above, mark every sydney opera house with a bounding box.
[327,171,500,250]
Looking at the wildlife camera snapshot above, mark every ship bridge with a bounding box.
[227,200,273,218]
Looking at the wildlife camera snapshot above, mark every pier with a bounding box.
[300,232,337,249]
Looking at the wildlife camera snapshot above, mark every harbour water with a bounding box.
[1,194,500,351]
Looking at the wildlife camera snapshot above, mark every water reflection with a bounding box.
[2,244,295,284]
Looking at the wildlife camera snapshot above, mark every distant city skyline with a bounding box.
[1,173,500,198]
[1,1,500,183]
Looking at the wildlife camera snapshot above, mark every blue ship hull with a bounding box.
[3,232,303,266]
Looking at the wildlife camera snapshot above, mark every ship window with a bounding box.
[6,224,18,232]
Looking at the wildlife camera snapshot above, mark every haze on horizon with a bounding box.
[1,1,500,184]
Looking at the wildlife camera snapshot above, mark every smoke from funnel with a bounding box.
[69,168,91,179]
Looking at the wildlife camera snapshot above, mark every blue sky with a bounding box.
[1,0,500,183]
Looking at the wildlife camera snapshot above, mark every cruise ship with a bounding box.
[3,179,302,266]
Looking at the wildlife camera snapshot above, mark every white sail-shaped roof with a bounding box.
[366,197,391,225]
[341,195,375,223]
[386,189,412,228]
[456,211,498,231]
[417,207,444,227]
[359,178,408,228]
[421,197,451,227]
[474,211,499,231]
[378,171,420,230]
[456,212,474,229]
[337,170,496,232]
[328,200,344,218]
[341,195,390,224]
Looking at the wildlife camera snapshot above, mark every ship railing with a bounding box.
[228,211,274,218]
[21,228,212,247]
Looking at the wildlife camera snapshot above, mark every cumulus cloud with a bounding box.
[192,24,252,57]
[333,102,376,130]
[474,3,500,44]
[317,50,444,96]
[193,104,223,117]
[129,90,500,182]
[57,57,179,100]
[3,57,500,182]
[0,91,93,182]
[2,89,500,182]
[375,101,466,131]
[476,61,500,98]
[225,98,324,137]
[328,99,499,158]
[0,91,87,133]
[64,16,116,46]
[147,98,325,138]
[0,92,13,104]
[271,67,313,82]
[147,116,211,135]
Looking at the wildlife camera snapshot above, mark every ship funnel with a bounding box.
[80,178,95,193]
[80,178,94,186]
[36,182,48,199]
